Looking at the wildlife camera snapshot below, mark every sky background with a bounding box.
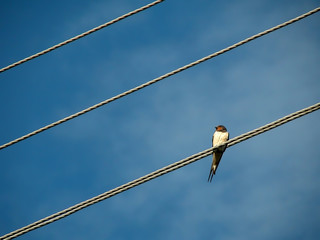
[0,0,320,239]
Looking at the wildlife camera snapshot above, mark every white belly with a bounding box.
[213,131,229,147]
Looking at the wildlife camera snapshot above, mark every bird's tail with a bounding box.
[208,152,223,182]
[208,162,216,182]
[208,168,214,182]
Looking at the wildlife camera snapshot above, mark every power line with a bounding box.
[1,102,319,240]
[1,7,319,151]
[0,0,165,73]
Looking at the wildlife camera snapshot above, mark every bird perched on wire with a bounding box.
[208,125,229,182]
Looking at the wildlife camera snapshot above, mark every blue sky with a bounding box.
[1,0,320,239]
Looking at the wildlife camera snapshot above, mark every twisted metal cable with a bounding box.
[0,0,165,73]
[0,7,319,150]
[227,102,320,147]
[1,7,319,151]
[1,102,319,240]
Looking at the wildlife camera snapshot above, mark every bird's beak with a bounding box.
[215,126,218,129]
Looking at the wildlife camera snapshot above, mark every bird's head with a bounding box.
[215,125,227,132]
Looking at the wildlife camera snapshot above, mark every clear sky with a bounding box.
[1,0,320,239]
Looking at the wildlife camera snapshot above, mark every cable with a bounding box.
[0,0,165,73]
[1,7,319,151]
[1,102,319,240]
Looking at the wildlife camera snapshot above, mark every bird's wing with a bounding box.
[219,132,229,152]
[212,133,214,147]
[208,151,223,182]
[213,151,223,168]
[208,133,215,182]
[224,132,229,142]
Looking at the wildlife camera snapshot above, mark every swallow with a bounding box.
[208,125,229,182]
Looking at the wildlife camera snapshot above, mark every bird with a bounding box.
[208,125,229,182]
